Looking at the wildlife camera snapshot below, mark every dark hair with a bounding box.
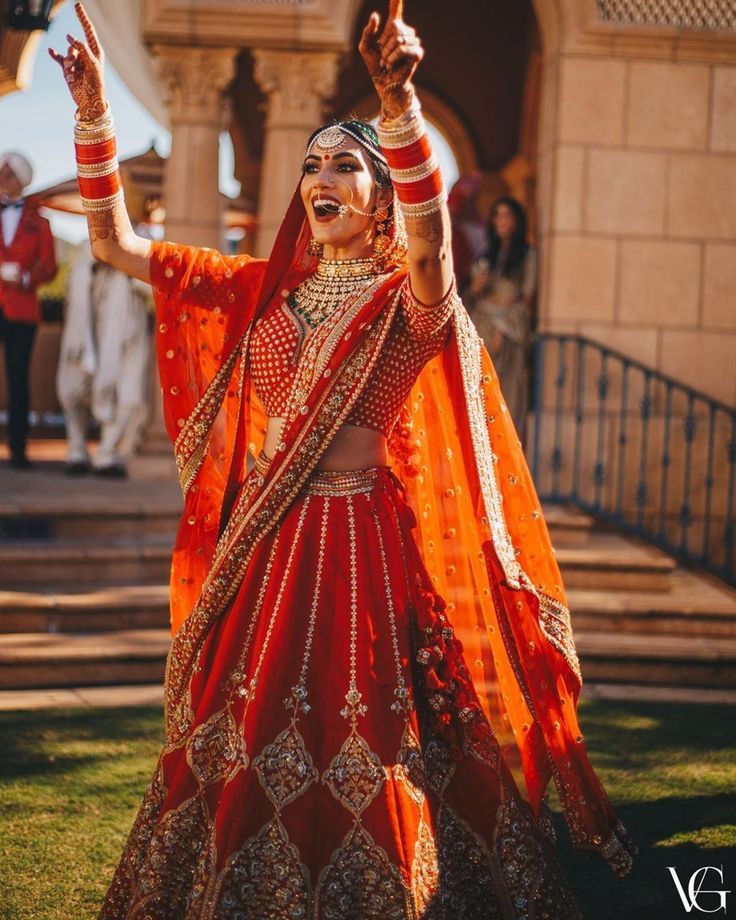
[486,196,529,280]
[305,120,392,189]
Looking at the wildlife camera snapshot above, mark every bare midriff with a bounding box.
[263,417,388,471]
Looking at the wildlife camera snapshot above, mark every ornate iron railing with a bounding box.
[530,334,736,585]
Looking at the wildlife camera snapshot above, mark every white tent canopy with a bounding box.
[83,0,168,128]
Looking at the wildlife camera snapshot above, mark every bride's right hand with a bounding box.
[48,2,107,122]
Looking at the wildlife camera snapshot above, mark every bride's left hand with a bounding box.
[359,0,424,119]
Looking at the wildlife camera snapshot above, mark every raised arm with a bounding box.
[359,0,453,307]
[49,2,150,283]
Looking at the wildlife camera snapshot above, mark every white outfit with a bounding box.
[56,241,152,469]
[1,199,23,244]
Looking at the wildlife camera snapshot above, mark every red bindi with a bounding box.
[324,154,330,160]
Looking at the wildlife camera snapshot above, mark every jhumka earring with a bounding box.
[372,206,391,261]
[307,237,323,257]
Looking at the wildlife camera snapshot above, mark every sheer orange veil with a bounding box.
[151,179,637,875]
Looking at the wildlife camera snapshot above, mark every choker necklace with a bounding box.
[315,256,376,280]
[289,258,377,330]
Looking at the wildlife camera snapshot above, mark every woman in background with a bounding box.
[466,196,536,443]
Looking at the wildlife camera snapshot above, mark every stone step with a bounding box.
[0,629,170,689]
[0,539,173,588]
[555,534,676,591]
[0,585,170,633]
[0,504,180,540]
[542,504,594,546]
[575,630,736,688]
[569,589,736,638]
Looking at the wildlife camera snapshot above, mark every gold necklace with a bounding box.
[289,258,377,329]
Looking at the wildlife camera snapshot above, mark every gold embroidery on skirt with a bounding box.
[186,707,248,788]
[128,795,210,919]
[430,803,504,918]
[98,763,167,919]
[422,732,457,797]
[492,788,584,920]
[315,824,413,920]
[323,730,388,816]
[211,817,311,919]
[252,723,319,812]
[392,722,426,807]
[411,814,439,913]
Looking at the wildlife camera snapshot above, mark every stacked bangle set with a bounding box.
[74,106,124,213]
[377,96,446,219]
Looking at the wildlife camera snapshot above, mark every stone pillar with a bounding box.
[253,49,340,256]
[155,45,238,248]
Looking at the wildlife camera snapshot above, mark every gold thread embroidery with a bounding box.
[211,817,311,919]
[315,824,413,919]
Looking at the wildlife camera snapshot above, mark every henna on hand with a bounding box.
[404,214,443,246]
[87,205,129,244]
[49,3,107,121]
[359,0,423,120]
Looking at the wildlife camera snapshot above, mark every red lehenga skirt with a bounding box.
[99,458,584,919]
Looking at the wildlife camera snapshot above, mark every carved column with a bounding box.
[253,49,340,256]
[155,45,238,248]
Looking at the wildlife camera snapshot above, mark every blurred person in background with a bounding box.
[0,151,57,469]
[57,195,152,478]
[466,195,537,443]
[447,172,486,293]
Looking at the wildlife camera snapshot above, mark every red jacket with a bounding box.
[0,199,57,323]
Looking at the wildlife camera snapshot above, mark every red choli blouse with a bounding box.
[249,277,455,437]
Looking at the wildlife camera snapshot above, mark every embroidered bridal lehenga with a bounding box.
[94,159,637,915]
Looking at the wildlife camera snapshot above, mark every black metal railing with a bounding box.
[530,334,736,585]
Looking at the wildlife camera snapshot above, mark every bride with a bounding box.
[52,2,637,916]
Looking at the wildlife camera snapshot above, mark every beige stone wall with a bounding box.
[539,50,736,406]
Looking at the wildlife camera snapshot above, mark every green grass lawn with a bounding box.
[0,699,734,919]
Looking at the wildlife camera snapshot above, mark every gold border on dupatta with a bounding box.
[173,327,250,498]
[452,305,582,684]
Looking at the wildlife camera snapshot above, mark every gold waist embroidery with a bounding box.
[254,449,387,496]
[304,466,386,496]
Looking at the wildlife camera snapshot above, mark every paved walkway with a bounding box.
[0,439,181,509]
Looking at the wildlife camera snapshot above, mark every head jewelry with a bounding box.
[0,151,33,189]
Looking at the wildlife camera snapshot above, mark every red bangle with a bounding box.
[74,137,117,164]
[377,105,446,218]
[382,135,433,172]
[77,171,122,200]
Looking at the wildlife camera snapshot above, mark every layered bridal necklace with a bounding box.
[288,257,378,329]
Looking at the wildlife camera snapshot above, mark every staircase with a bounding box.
[1,479,735,697]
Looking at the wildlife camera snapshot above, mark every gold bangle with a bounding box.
[80,189,125,212]
[378,100,422,133]
[74,102,112,128]
[398,190,447,219]
[77,158,120,179]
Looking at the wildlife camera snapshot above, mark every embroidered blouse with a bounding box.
[149,241,454,442]
[249,277,454,437]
